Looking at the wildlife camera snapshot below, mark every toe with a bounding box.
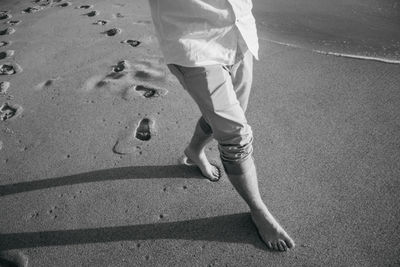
[266,241,273,250]
[209,165,221,182]
[285,238,295,249]
[210,175,219,182]
[272,242,279,251]
[278,240,287,251]
[212,167,219,176]
[209,176,220,182]
[277,241,284,251]
[215,167,221,177]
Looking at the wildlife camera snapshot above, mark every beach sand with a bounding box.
[0,0,399,266]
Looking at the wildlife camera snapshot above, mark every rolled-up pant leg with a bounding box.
[167,52,254,175]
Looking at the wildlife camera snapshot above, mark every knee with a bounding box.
[218,130,254,175]
[218,128,253,163]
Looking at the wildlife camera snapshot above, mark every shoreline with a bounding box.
[260,38,400,65]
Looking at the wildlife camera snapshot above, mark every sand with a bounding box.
[0,0,399,266]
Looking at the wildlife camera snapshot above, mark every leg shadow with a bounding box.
[0,213,267,251]
[0,165,204,197]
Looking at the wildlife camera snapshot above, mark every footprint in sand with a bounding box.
[57,2,71,7]
[135,118,153,141]
[0,50,14,60]
[0,12,11,20]
[84,10,99,17]
[0,63,23,75]
[121,39,141,47]
[0,81,10,94]
[34,77,61,90]
[76,5,93,9]
[95,60,131,89]
[113,118,155,154]
[134,85,168,99]
[7,20,22,26]
[95,79,108,88]
[22,6,43,13]
[113,60,130,72]
[93,19,108,25]
[0,27,16,35]
[0,102,23,121]
[103,28,121,36]
[0,41,10,47]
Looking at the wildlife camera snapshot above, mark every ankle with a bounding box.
[249,202,269,213]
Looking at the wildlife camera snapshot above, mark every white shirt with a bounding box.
[148,0,259,67]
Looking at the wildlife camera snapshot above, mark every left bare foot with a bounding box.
[184,146,221,181]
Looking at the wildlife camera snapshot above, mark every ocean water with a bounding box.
[253,0,400,63]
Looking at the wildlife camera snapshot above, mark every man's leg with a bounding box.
[181,50,253,181]
[168,63,294,251]
[226,51,295,251]
[168,52,252,181]
[225,158,295,251]
[168,65,220,181]
[184,117,220,181]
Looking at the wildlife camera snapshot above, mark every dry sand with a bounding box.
[0,0,399,266]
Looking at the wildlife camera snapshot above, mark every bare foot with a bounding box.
[184,147,220,181]
[251,206,295,251]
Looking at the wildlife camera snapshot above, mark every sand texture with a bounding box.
[0,0,399,266]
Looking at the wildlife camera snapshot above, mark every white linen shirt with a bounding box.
[148,0,259,67]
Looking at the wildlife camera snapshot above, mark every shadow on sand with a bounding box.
[0,213,266,251]
[0,165,266,251]
[0,164,206,197]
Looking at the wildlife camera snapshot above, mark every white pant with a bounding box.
[168,50,254,175]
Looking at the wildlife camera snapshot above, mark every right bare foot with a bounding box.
[184,147,220,181]
[251,206,295,251]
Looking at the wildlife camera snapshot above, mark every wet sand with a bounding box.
[254,0,400,63]
[0,0,399,266]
